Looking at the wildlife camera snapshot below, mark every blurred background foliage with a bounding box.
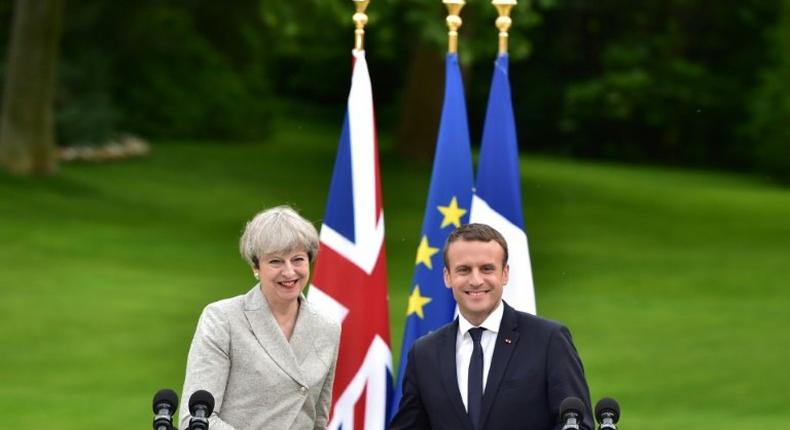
[0,0,788,175]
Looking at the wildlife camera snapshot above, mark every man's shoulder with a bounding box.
[505,303,566,333]
[412,319,457,350]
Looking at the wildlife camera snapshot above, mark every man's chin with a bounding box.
[462,302,491,314]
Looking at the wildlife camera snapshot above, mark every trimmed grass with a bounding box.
[1,118,789,428]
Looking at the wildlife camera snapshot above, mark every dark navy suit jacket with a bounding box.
[390,302,593,430]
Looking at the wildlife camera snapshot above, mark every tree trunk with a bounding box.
[395,43,444,162]
[0,0,65,175]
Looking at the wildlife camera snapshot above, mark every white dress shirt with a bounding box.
[455,300,504,412]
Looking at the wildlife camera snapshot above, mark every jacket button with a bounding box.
[299,386,308,394]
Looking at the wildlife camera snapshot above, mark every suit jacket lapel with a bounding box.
[289,298,318,367]
[480,302,520,429]
[243,286,307,387]
[439,319,476,430]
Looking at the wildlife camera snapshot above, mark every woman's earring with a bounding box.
[254,272,259,280]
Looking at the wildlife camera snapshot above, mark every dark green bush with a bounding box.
[55,0,273,143]
[745,0,790,182]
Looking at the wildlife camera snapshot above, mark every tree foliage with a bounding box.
[1,0,788,180]
[512,0,782,171]
[1,0,274,145]
[745,0,790,182]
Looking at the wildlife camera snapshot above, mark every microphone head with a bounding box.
[559,396,585,420]
[188,390,215,416]
[152,389,179,414]
[595,397,620,423]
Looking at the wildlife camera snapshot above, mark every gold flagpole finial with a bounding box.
[353,0,370,51]
[444,0,465,54]
[492,0,516,55]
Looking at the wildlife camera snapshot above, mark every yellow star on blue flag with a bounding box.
[437,196,467,228]
[415,236,439,269]
[406,286,432,319]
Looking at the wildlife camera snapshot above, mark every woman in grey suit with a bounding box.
[180,205,341,430]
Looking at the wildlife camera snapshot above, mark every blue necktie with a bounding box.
[468,327,485,429]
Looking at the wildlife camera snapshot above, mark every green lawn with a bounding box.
[1,117,789,428]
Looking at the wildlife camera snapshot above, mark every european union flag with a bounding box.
[390,52,474,415]
[470,53,536,315]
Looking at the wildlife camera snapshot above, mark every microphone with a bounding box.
[188,390,215,430]
[595,397,620,430]
[152,389,179,430]
[559,396,585,430]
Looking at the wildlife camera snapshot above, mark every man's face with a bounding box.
[443,239,509,326]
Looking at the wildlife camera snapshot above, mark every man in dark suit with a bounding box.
[390,223,593,430]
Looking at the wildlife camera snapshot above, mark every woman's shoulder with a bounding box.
[200,290,249,319]
[299,298,341,337]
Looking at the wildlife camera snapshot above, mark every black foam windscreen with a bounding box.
[559,396,585,419]
[595,397,620,423]
[152,389,179,414]
[188,390,215,416]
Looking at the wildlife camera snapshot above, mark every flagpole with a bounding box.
[353,0,370,51]
[444,0,465,54]
[492,0,516,55]
[469,0,537,315]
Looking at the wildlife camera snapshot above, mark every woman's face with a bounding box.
[255,249,310,308]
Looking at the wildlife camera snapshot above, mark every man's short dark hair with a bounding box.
[442,223,509,268]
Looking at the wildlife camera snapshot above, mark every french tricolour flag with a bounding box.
[469,53,536,315]
[309,49,392,430]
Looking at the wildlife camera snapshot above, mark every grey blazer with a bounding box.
[179,286,341,430]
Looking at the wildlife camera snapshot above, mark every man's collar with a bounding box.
[458,300,504,336]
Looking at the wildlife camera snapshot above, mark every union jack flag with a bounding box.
[309,49,392,430]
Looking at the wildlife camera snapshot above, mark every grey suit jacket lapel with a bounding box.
[289,300,319,368]
[439,319,476,430]
[243,286,308,388]
[480,302,520,429]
